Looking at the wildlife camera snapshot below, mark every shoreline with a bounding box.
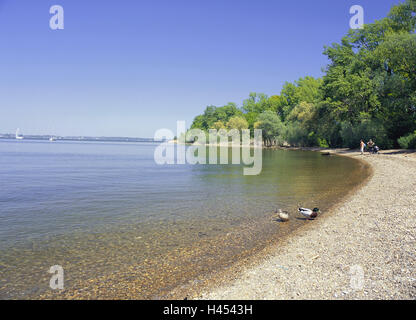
[3,145,368,300]
[163,147,372,299]
[187,149,416,300]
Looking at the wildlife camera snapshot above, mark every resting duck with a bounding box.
[298,207,320,219]
[276,209,289,222]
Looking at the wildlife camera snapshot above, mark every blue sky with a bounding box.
[0,0,400,137]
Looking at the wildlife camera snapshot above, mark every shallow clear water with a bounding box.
[0,139,369,299]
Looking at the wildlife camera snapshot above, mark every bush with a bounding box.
[317,137,329,148]
[284,123,309,147]
[306,131,329,148]
[340,120,393,149]
[283,125,329,148]
[397,131,416,149]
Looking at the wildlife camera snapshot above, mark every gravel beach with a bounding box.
[198,150,416,300]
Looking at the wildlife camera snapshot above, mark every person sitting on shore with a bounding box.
[367,139,375,153]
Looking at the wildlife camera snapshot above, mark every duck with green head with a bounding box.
[298,207,320,219]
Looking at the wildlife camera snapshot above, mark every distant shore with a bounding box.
[0,136,162,143]
[191,149,416,299]
[168,139,261,147]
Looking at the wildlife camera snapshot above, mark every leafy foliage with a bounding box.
[190,0,416,149]
[398,131,416,149]
[254,111,285,147]
[226,116,249,131]
[340,120,392,149]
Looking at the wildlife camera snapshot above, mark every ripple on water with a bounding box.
[0,142,370,299]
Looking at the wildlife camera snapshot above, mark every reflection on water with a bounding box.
[0,140,369,299]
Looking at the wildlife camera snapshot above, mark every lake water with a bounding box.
[0,139,369,299]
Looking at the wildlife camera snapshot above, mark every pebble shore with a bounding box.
[198,150,416,299]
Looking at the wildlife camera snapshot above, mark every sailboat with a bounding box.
[15,128,24,140]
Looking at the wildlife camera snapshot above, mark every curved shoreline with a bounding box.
[164,148,372,299]
[190,149,416,300]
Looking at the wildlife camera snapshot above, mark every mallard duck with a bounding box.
[298,207,319,219]
[276,209,290,222]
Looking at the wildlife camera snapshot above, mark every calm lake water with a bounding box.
[0,139,369,299]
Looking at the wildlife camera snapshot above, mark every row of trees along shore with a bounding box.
[189,0,416,149]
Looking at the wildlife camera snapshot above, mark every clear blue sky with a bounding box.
[0,0,400,137]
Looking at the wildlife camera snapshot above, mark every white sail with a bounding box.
[16,128,24,140]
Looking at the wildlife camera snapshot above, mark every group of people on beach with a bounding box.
[360,139,379,155]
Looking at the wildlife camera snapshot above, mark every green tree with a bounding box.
[212,120,226,130]
[280,77,322,121]
[226,116,249,131]
[254,111,285,147]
